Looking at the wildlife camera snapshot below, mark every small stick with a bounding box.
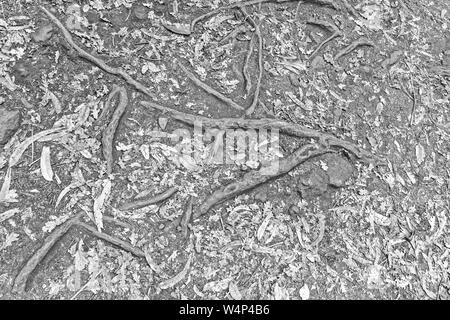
[75,221,145,258]
[40,6,154,98]
[141,101,378,162]
[177,61,245,111]
[240,7,264,116]
[194,144,331,218]
[118,187,178,211]
[180,197,194,238]
[218,24,247,45]
[102,85,128,174]
[334,38,374,61]
[13,212,83,293]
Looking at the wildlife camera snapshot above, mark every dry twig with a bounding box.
[180,197,194,238]
[306,18,341,58]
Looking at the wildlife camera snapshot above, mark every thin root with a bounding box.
[194,144,331,219]
[13,212,83,293]
[118,187,178,211]
[141,101,379,162]
[177,60,245,111]
[334,38,374,61]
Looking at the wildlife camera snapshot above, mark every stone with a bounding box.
[324,154,354,187]
[31,24,53,42]
[0,108,21,146]
[297,164,329,198]
[254,189,268,202]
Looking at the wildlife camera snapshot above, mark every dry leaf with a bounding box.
[162,22,191,35]
[0,167,12,203]
[159,254,192,290]
[416,143,425,164]
[228,281,243,300]
[93,179,112,232]
[40,146,53,181]
[0,208,20,223]
[299,283,310,300]
[9,127,64,167]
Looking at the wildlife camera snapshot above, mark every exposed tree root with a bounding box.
[41,6,154,98]
[177,61,245,111]
[193,144,331,219]
[306,18,341,58]
[242,34,255,96]
[118,187,178,211]
[141,101,379,162]
[12,212,83,293]
[101,85,128,174]
[75,221,145,258]
[240,7,264,116]
[190,0,337,34]
[180,197,194,238]
[334,38,374,61]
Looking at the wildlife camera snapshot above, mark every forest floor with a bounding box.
[1,0,450,300]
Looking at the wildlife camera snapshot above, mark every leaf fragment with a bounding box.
[40,146,54,181]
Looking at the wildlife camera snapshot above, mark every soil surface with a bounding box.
[1,0,450,300]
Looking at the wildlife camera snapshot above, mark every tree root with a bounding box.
[141,101,379,162]
[12,212,83,293]
[176,60,245,111]
[118,187,178,211]
[74,221,145,258]
[193,144,330,219]
[334,38,374,61]
[102,85,128,174]
[242,34,255,96]
[240,7,264,116]
[180,197,194,238]
[40,6,154,98]
[306,18,341,59]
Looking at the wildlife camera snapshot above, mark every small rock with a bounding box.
[0,108,21,146]
[133,4,148,20]
[158,117,168,130]
[254,189,268,202]
[297,164,329,198]
[289,73,300,87]
[310,55,325,70]
[288,204,301,216]
[324,154,354,187]
[31,24,53,42]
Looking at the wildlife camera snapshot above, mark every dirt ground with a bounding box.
[1,0,450,300]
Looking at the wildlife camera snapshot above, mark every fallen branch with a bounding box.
[240,7,264,116]
[118,187,178,211]
[141,101,378,162]
[306,18,341,58]
[193,144,331,219]
[177,61,245,111]
[102,85,128,174]
[334,38,374,61]
[13,212,83,293]
[40,6,154,98]
[75,221,145,258]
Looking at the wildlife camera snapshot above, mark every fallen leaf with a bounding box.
[228,281,243,300]
[0,167,12,203]
[416,143,425,164]
[93,179,112,232]
[299,283,310,300]
[40,145,54,181]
